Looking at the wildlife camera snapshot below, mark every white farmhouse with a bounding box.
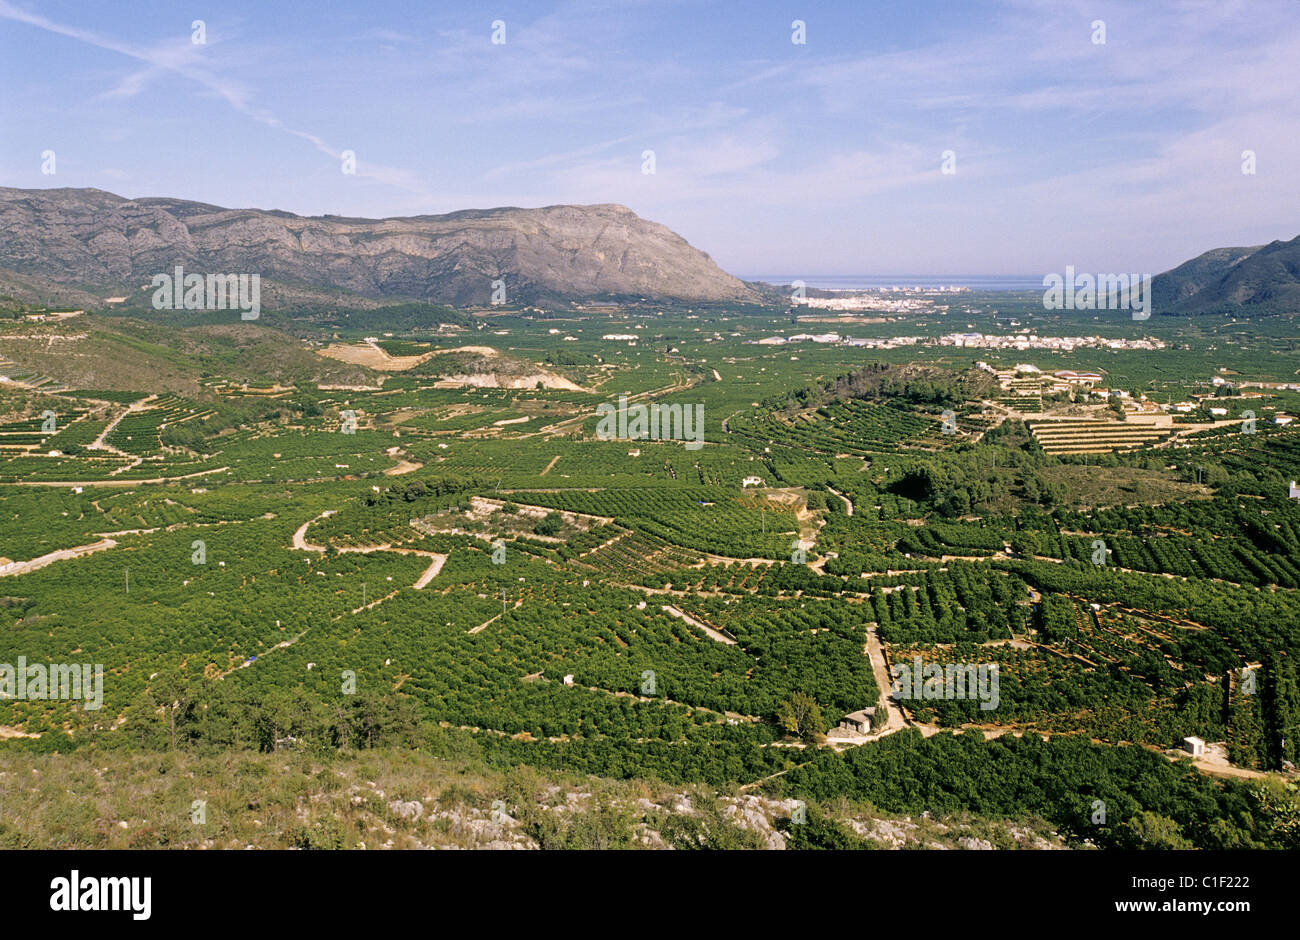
[837,707,877,734]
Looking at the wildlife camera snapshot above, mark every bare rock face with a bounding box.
[0,186,759,306]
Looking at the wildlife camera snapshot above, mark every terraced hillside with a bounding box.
[1027,416,1177,454]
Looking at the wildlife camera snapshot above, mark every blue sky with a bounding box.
[1,0,1297,276]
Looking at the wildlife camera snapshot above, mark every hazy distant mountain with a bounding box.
[0,187,760,308]
[1152,236,1300,314]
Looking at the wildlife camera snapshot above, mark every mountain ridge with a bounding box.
[0,186,760,308]
[1152,234,1300,314]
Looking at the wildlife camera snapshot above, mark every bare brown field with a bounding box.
[317,342,435,371]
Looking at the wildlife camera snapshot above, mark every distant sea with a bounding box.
[746,274,1043,291]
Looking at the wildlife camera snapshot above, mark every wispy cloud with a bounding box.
[0,0,436,197]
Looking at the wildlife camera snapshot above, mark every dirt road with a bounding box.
[291,510,445,589]
[0,538,117,577]
[1,466,229,488]
[291,511,336,551]
[863,627,906,735]
[662,604,736,645]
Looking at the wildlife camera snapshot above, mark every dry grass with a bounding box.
[0,747,1067,850]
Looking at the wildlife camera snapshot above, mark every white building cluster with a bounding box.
[939,332,1164,351]
[793,286,969,310]
[751,332,1163,352]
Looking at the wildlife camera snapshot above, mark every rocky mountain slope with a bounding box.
[0,187,760,307]
[1153,235,1300,314]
